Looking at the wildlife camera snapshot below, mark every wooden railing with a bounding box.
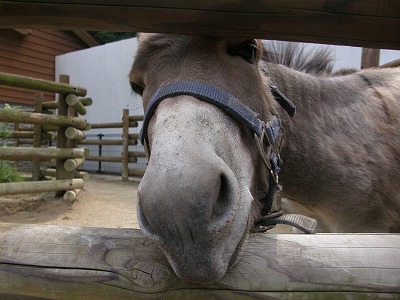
[0,71,91,201]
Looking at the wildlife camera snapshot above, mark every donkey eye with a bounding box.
[228,40,258,64]
[130,82,145,96]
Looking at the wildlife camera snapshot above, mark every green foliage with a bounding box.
[0,161,24,183]
[91,32,137,45]
[0,104,12,146]
[0,103,24,183]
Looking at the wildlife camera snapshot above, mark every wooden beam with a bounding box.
[0,147,85,161]
[13,28,32,35]
[381,58,400,68]
[72,30,99,47]
[0,1,399,49]
[361,48,381,68]
[0,224,398,298]
[0,71,87,96]
[0,179,84,195]
[0,109,88,130]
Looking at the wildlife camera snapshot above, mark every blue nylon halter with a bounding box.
[140,80,284,221]
[140,81,281,146]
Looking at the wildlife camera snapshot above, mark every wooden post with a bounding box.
[14,123,20,147]
[0,224,399,298]
[56,75,74,196]
[121,109,129,181]
[361,48,380,68]
[32,94,43,181]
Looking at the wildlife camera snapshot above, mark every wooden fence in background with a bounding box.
[8,105,146,181]
[0,71,91,201]
[80,109,146,180]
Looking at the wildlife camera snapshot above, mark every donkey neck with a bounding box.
[265,62,352,204]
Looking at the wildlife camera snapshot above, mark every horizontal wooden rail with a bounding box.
[90,121,138,129]
[63,189,81,202]
[0,224,398,298]
[86,155,137,163]
[381,58,400,68]
[0,71,87,96]
[0,147,85,161]
[40,168,90,181]
[128,168,146,177]
[0,1,399,49]
[64,158,85,171]
[128,151,146,158]
[8,131,52,140]
[0,110,88,130]
[79,139,137,146]
[42,101,58,110]
[129,115,144,122]
[65,127,86,140]
[0,179,84,195]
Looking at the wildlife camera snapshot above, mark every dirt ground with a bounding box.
[0,174,292,233]
[0,174,140,228]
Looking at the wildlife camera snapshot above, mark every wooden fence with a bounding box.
[0,2,399,298]
[80,109,146,180]
[0,71,91,201]
[0,223,398,299]
[13,109,146,181]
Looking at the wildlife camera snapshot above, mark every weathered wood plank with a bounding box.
[0,224,397,299]
[0,109,88,130]
[0,146,85,160]
[0,71,87,96]
[0,0,399,49]
[0,179,84,195]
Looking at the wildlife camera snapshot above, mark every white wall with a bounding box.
[56,38,142,136]
[56,38,143,173]
[330,45,399,70]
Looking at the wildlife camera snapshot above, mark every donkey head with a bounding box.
[129,34,280,283]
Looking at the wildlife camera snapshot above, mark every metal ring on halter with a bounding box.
[254,123,275,179]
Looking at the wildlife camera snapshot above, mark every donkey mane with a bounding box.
[262,41,335,75]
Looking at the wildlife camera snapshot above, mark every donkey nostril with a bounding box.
[212,173,234,220]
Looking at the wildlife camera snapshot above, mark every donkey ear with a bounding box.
[136,32,144,42]
[137,33,157,43]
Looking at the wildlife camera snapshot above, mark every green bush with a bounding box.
[0,161,24,183]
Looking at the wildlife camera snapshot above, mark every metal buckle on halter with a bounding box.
[254,122,279,184]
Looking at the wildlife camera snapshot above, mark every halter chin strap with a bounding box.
[140,81,317,234]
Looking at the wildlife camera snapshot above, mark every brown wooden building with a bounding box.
[0,29,98,106]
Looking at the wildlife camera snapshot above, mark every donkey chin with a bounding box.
[137,183,254,284]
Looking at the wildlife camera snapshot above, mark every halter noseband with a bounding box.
[139,81,316,233]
